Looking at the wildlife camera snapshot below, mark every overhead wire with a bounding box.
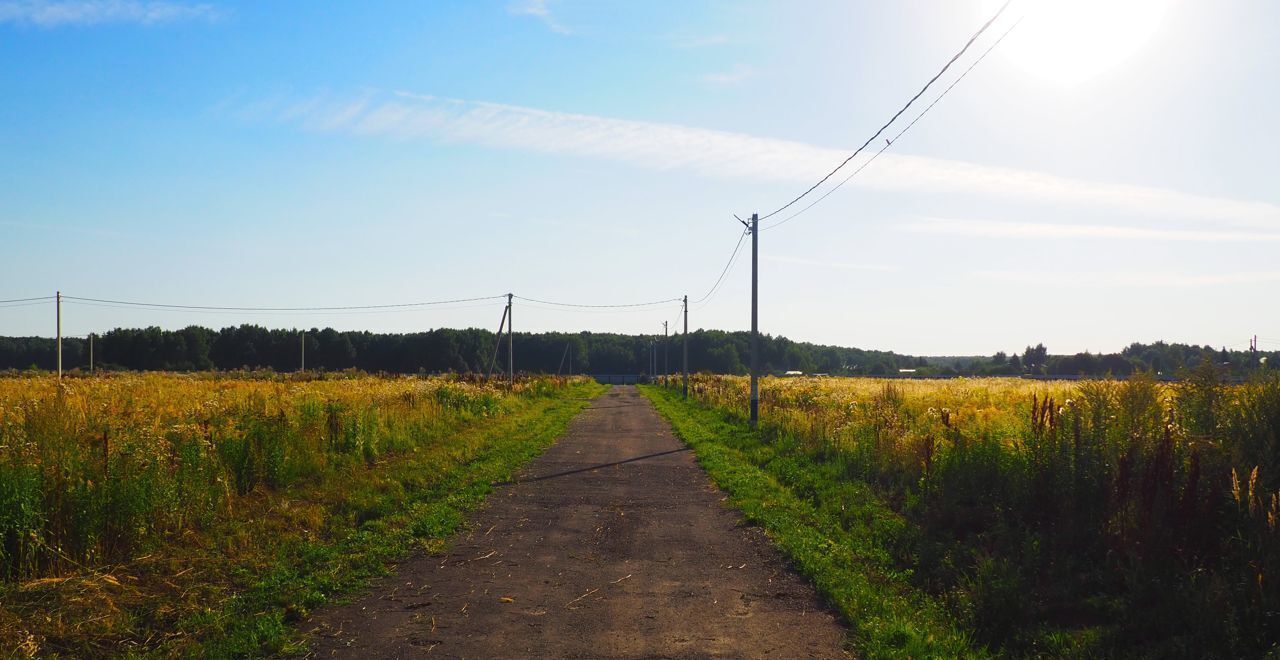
[60,299,504,317]
[512,295,680,308]
[60,294,507,312]
[0,300,56,309]
[514,300,683,316]
[758,0,1013,222]
[763,12,1025,232]
[691,227,749,305]
[0,296,55,304]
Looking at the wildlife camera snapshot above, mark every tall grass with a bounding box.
[0,372,562,583]
[673,367,1280,656]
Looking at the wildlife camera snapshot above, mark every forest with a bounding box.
[0,325,1272,377]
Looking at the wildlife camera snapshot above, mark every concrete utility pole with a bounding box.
[663,321,669,385]
[682,295,689,399]
[56,291,62,381]
[749,213,759,426]
[507,293,514,390]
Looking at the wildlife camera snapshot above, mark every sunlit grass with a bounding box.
[667,370,1280,656]
[0,372,599,655]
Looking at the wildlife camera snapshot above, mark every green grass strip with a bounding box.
[168,383,604,658]
[640,385,982,659]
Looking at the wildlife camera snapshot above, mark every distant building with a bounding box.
[898,369,917,374]
[782,370,804,377]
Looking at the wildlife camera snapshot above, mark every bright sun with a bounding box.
[981,0,1171,85]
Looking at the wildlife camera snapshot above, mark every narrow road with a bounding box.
[308,385,848,658]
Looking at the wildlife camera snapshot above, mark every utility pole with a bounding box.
[56,291,62,381]
[663,321,669,386]
[89,332,94,375]
[507,293,514,390]
[682,295,689,399]
[300,330,306,373]
[749,213,759,426]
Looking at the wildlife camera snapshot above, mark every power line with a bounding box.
[0,296,55,304]
[758,0,1012,222]
[512,295,680,308]
[514,300,682,316]
[763,13,1024,232]
[0,300,55,309]
[61,294,507,312]
[691,227,748,305]
[61,299,503,317]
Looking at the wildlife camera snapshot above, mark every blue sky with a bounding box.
[2,0,1278,355]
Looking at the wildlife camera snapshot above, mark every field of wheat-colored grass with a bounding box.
[675,371,1280,655]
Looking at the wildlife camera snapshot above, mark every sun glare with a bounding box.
[982,0,1171,85]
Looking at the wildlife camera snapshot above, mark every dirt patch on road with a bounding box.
[308,385,849,658]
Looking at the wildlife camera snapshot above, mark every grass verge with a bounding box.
[2,381,604,658]
[639,384,982,659]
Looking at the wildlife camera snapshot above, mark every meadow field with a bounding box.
[0,372,598,655]
[656,370,1280,656]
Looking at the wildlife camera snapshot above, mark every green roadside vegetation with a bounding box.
[1,379,604,658]
[639,384,983,659]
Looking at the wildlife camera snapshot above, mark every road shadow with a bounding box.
[504,447,691,485]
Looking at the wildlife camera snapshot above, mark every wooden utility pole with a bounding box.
[682,295,688,399]
[56,291,62,381]
[507,293,514,390]
[749,213,759,426]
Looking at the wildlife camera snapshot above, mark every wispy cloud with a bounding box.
[506,0,569,34]
[763,255,897,272]
[0,0,219,26]
[701,64,755,86]
[240,90,1280,231]
[904,218,1280,242]
[975,269,1280,288]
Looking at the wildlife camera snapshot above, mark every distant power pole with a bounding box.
[507,293,514,389]
[89,332,94,375]
[682,295,689,399]
[300,331,306,373]
[663,321,669,385]
[749,213,759,426]
[56,291,62,381]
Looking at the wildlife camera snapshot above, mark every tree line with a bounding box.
[0,325,1272,377]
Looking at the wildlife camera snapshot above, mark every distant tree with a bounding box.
[1023,343,1048,371]
[706,344,745,375]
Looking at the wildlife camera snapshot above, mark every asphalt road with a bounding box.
[308,385,849,659]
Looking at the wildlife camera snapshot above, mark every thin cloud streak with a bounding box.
[976,269,1280,288]
[506,0,569,34]
[0,0,219,26]
[905,218,1280,242]
[251,91,1280,230]
[701,65,755,85]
